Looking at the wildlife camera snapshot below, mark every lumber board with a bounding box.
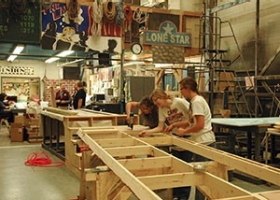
[139,172,203,190]
[94,138,143,148]
[105,146,152,157]
[172,136,280,187]
[44,107,79,115]
[203,173,251,199]
[118,156,172,171]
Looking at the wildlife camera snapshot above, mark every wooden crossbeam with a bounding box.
[105,146,152,157]
[203,172,251,199]
[81,128,118,134]
[139,136,173,146]
[118,156,172,171]
[139,172,203,190]
[107,181,127,200]
[94,138,143,148]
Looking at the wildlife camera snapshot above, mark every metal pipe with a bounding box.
[255,0,260,116]
[119,49,125,113]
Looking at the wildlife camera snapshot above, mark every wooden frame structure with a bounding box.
[76,126,280,200]
[40,108,139,166]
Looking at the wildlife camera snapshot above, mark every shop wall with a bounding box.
[217,0,280,74]
[180,0,204,12]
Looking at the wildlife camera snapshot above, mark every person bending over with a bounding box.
[126,96,158,129]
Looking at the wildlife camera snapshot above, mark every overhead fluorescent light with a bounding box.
[57,50,74,57]
[7,44,25,62]
[45,57,60,63]
[57,59,84,67]
[45,50,74,64]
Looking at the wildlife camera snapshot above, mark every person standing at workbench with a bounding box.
[171,76,216,200]
[73,81,86,110]
[55,83,71,109]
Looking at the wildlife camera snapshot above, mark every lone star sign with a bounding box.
[143,21,191,47]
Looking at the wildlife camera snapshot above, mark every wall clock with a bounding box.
[131,43,142,55]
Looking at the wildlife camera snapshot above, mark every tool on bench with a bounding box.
[128,112,134,130]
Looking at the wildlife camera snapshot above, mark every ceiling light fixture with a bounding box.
[45,50,74,64]
[7,44,25,62]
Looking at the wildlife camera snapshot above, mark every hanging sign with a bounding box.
[143,21,191,47]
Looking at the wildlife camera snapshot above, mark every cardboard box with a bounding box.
[25,118,40,127]
[30,118,39,126]
[14,116,25,125]
[10,123,23,142]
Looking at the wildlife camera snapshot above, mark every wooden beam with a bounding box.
[139,172,203,190]
[172,69,182,83]
[82,129,119,135]
[202,173,251,199]
[172,136,280,187]
[105,146,152,157]
[94,138,143,148]
[111,185,131,200]
[118,156,172,171]
[155,69,165,87]
[107,181,126,200]
[134,135,173,146]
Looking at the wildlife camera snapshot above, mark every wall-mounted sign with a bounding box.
[143,21,191,47]
[0,66,34,75]
[0,0,41,44]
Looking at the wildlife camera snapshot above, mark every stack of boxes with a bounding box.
[26,118,42,143]
[10,115,25,142]
[10,115,41,143]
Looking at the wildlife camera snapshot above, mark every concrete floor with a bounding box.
[0,126,80,200]
[1,125,280,200]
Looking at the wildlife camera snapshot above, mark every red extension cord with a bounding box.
[24,151,65,167]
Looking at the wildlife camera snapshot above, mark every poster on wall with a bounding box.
[41,2,122,54]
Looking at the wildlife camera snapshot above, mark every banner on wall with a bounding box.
[41,2,122,53]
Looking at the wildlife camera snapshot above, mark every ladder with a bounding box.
[199,15,262,117]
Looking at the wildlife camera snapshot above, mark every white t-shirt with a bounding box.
[188,95,215,144]
[158,97,190,125]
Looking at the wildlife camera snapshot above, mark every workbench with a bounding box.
[40,108,139,162]
[264,129,280,164]
[211,117,280,161]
